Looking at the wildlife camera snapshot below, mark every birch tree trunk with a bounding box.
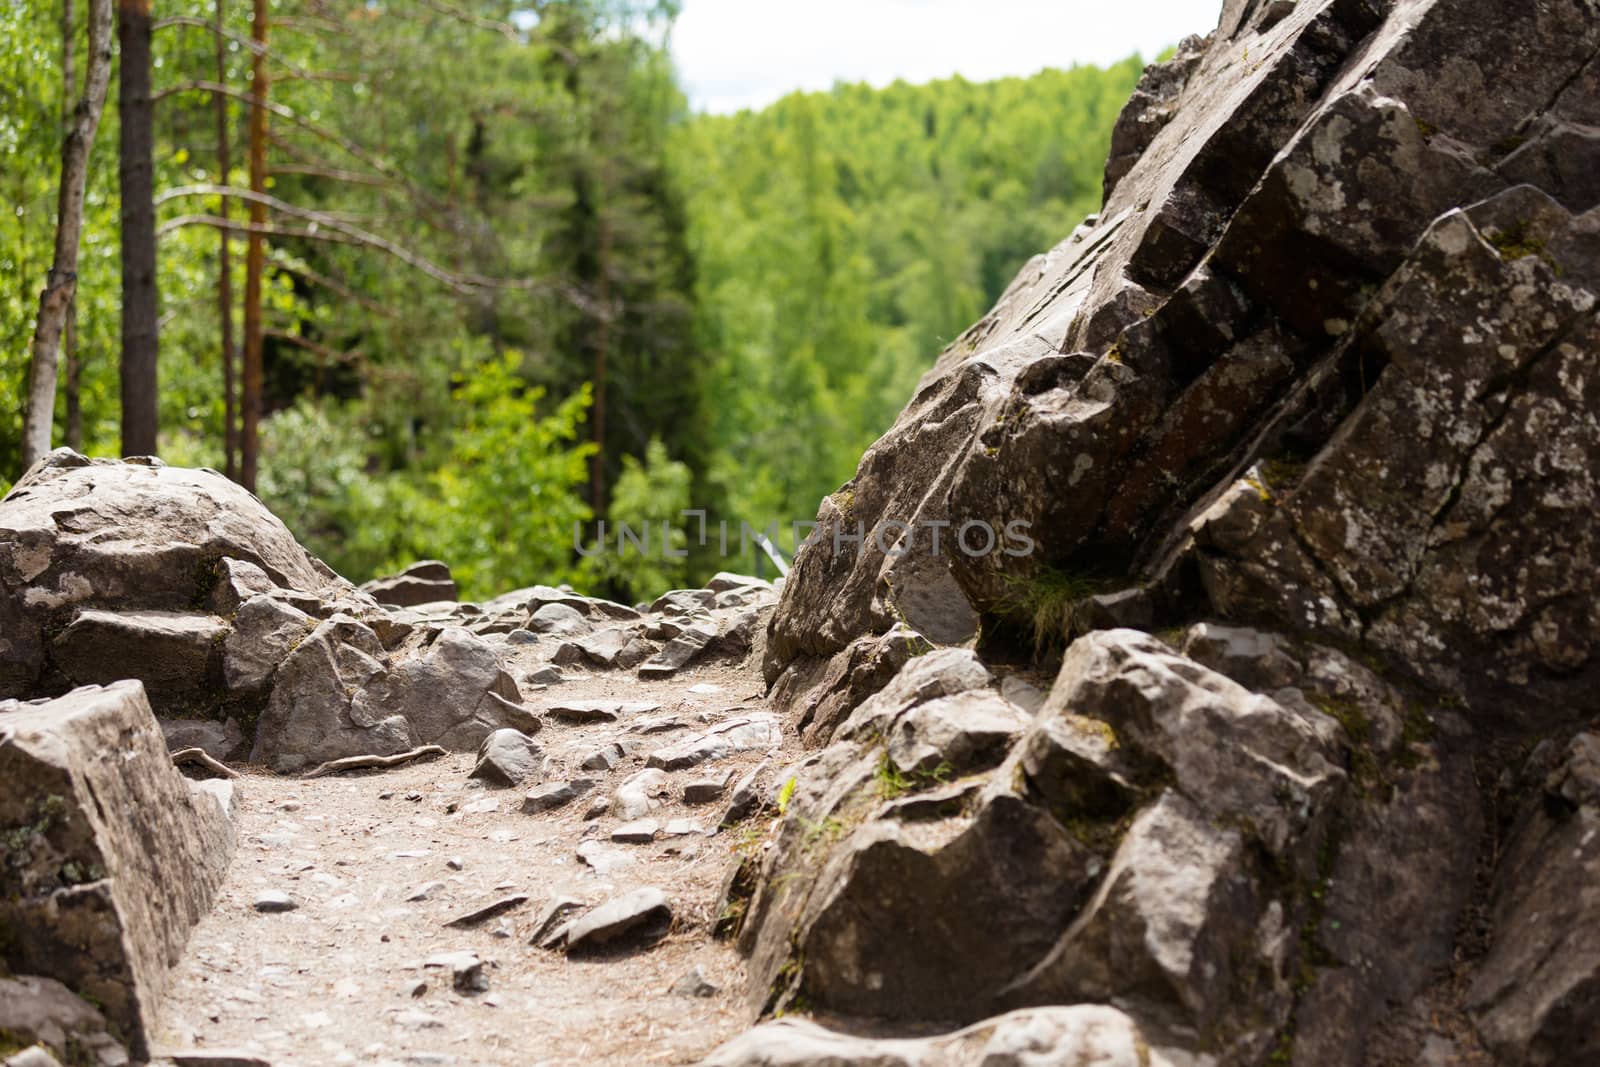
[240,0,269,491]
[62,0,83,452]
[216,0,239,481]
[20,0,113,473]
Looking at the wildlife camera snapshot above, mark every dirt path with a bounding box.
[155,658,791,1067]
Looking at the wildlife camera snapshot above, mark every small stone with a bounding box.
[664,818,702,837]
[523,664,563,684]
[468,729,543,787]
[614,768,671,820]
[522,779,596,814]
[687,682,724,695]
[444,894,529,929]
[683,768,734,804]
[612,819,659,844]
[565,888,673,953]
[528,895,587,946]
[583,797,611,820]
[546,699,661,724]
[669,964,720,998]
[405,881,445,902]
[526,602,589,636]
[719,760,774,827]
[446,856,465,871]
[580,743,625,772]
[406,979,428,998]
[646,714,781,772]
[254,890,297,913]
[575,840,634,875]
[158,1052,274,1067]
[423,951,488,994]
[393,1009,443,1030]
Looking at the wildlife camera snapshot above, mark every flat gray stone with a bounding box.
[564,888,672,952]
[254,890,297,913]
[612,819,660,844]
[545,699,660,725]
[521,779,595,814]
[684,768,734,804]
[646,714,781,771]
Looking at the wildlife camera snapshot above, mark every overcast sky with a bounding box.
[671,0,1213,114]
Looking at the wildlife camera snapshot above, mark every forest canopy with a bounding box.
[0,0,1146,601]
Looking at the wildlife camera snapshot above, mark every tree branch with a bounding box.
[157,202,567,297]
[414,0,521,40]
[264,326,364,366]
[152,80,449,216]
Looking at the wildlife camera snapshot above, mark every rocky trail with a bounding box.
[6,1,1600,1064]
[158,659,790,1067]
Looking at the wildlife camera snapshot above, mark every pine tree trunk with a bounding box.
[20,0,113,473]
[118,0,159,457]
[590,212,611,515]
[239,0,269,491]
[216,0,238,481]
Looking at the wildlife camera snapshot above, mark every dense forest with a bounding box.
[0,0,1145,601]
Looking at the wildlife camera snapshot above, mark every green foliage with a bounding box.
[1,0,1148,604]
[382,355,596,601]
[776,776,798,815]
[999,564,1121,654]
[872,750,955,800]
[676,60,1146,545]
[585,437,693,602]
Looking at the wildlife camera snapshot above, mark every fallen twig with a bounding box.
[171,747,239,779]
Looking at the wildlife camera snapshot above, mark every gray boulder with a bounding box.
[359,559,458,608]
[0,975,127,1067]
[1468,734,1600,1065]
[251,621,531,773]
[0,682,234,1060]
[0,452,339,697]
[1047,629,1345,864]
[49,610,227,711]
[700,1005,1178,1067]
[221,594,314,693]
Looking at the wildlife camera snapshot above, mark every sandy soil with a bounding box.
[155,657,793,1067]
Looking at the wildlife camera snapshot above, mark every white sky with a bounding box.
[672,0,1215,114]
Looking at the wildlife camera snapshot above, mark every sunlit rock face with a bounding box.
[726,1,1600,1064]
[765,0,1600,734]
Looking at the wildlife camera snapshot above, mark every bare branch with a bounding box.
[264,326,364,366]
[415,0,521,40]
[156,200,560,296]
[152,80,448,216]
[265,160,388,188]
[152,15,320,81]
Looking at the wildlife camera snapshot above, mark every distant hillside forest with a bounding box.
[0,0,1146,601]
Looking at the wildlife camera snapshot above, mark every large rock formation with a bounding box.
[723,1,1600,1064]
[764,0,1600,723]
[0,682,234,1060]
[0,452,777,772]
